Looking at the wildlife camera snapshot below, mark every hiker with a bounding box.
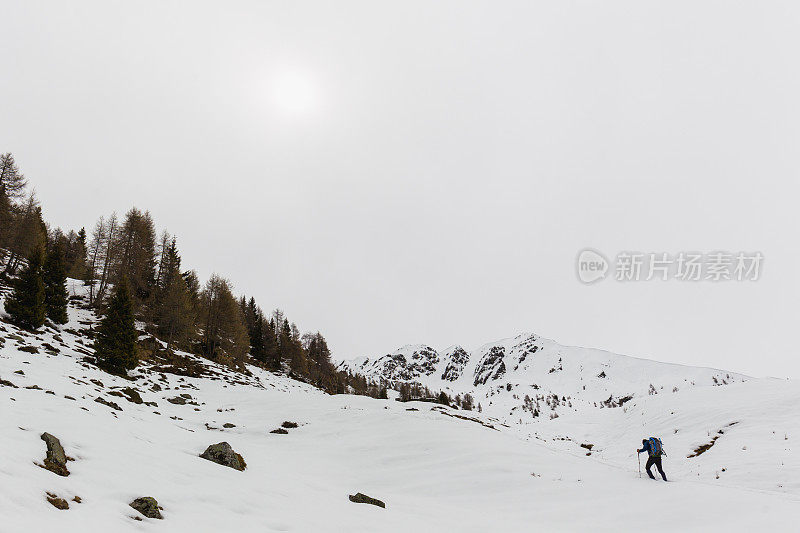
[637,437,667,481]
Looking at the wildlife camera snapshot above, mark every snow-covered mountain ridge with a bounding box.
[339,332,749,423]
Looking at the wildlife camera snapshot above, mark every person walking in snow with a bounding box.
[638,437,668,481]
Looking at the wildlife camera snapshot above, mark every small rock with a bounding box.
[0,378,18,388]
[72,496,82,503]
[223,423,236,428]
[270,428,288,434]
[14,370,24,375]
[95,397,123,411]
[19,346,39,354]
[348,492,385,508]
[281,421,298,429]
[41,433,69,477]
[167,396,187,405]
[46,492,69,510]
[199,442,246,471]
[110,387,144,404]
[121,387,143,404]
[129,497,163,519]
[42,343,60,354]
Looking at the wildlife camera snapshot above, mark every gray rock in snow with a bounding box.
[349,492,386,508]
[41,432,70,477]
[129,496,163,519]
[199,442,246,471]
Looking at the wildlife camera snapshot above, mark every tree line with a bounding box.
[0,153,381,396]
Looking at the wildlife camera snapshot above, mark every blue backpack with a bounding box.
[648,437,664,457]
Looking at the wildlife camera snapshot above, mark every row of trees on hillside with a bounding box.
[0,152,382,397]
[396,382,476,410]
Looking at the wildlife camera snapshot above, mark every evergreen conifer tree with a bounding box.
[264,318,280,369]
[94,278,137,374]
[43,243,69,324]
[4,246,46,330]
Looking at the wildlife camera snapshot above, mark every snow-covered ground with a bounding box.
[1,280,799,531]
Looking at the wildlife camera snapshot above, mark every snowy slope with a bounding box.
[541,378,800,496]
[1,282,799,531]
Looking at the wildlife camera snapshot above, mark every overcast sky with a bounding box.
[2,1,798,378]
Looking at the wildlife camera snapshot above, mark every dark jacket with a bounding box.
[637,440,652,455]
[638,439,665,457]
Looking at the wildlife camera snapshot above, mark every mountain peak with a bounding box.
[341,331,748,425]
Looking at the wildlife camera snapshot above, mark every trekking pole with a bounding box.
[638,453,641,478]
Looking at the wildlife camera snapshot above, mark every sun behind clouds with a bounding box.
[270,70,317,114]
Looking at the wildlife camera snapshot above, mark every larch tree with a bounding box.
[93,212,119,305]
[113,208,156,308]
[0,153,26,200]
[199,274,249,368]
[305,332,337,392]
[2,193,46,277]
[0,153,27,254]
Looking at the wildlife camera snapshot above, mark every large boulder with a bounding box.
[349,492,386,508]
[199,442,246,471]
[129,497,163,519]
[41,433,69,477]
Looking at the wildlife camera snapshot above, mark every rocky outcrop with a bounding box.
[347,345,440,383]
[41,432,69,477]
[473,346,506,386]
[199,442,246,471]
[130,497,163,519]
[441,346,468,381]
[348,492,385,508]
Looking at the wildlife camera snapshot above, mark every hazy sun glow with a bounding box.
[271,71,317,113]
